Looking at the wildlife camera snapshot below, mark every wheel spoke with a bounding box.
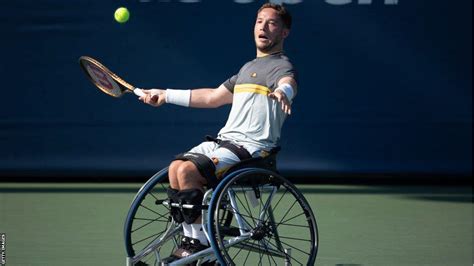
[132,230,165,246]
[263,237,305,266]
[140,203,167,217]
[275,212,306,228]
[132,216,169,233]
[275,200,298,226]
[234,187,257,226]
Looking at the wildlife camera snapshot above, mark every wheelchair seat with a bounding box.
[220,146,281,180]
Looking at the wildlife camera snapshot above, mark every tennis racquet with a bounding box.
[79,56,145,98]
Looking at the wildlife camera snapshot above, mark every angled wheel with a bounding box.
[207,168,319,266]
[124,167,182,265]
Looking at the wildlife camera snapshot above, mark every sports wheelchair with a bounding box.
[124,152,319,265]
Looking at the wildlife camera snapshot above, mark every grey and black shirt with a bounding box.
[218,52,297,155]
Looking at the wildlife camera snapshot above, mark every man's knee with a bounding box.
[176,162,205,187]
[169,160,184,174]
[173,152,217,188]
[176,161,198,176]
[168,160,185,189]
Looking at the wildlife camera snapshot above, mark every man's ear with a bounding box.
[282,28,290,39]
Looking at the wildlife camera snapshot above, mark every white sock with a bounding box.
[191,223,208,246]
[182,223,193,238]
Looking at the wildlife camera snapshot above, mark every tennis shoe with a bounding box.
[170,237,218,265]
[171,236,193,258]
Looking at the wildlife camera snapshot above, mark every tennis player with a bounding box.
[139,3,297,262]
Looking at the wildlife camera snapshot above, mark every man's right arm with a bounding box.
[189,84,233,108]
[139,84,233,108]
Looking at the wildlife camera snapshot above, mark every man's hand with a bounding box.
[268,90,292,115]
[139,89,166,107]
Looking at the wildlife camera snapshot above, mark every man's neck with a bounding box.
[256,48,284,58]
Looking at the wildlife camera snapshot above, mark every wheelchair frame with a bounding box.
[124,166,318,265]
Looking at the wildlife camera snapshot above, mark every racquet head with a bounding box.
[79,56,144,97]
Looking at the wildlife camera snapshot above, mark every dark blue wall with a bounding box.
[0,0,471,178]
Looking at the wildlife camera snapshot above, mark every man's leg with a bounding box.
[166,159,210,261]
[168,160,207,228]
[175,161,207,190]
[167,160,186,225]
[175,161,209,246]
[168,160,183,190]
[167,142,243,260]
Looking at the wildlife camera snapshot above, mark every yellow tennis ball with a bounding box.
[114,7,130,24]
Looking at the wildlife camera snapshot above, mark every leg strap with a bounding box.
[167,187,184,223]
[174,152,218,187]
[176,189,204,224]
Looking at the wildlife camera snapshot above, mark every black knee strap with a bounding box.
[176,189,204,224]
[174,152,218,187]
[167,187,184,223]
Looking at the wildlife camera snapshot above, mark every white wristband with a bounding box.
[275,83,294,101]
[165,89,191,107]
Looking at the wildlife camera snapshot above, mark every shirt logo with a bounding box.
[251,72,257,78]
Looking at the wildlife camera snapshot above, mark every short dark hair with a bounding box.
[257,3,292,29]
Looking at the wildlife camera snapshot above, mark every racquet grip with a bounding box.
[133,88,145,97]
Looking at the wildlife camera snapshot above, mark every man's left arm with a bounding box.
[268,76,298,115]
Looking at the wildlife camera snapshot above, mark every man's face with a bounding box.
[254,8,289,54]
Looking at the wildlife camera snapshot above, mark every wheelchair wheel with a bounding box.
[124,167,182,265]
[208,168,318,266]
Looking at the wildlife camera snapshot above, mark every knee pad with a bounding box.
[167,187,184,223]
[176,189,204,224]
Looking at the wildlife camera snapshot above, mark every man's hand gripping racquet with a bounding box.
[79,56,145,98]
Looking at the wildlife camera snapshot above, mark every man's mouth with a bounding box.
[258,34,269,40]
